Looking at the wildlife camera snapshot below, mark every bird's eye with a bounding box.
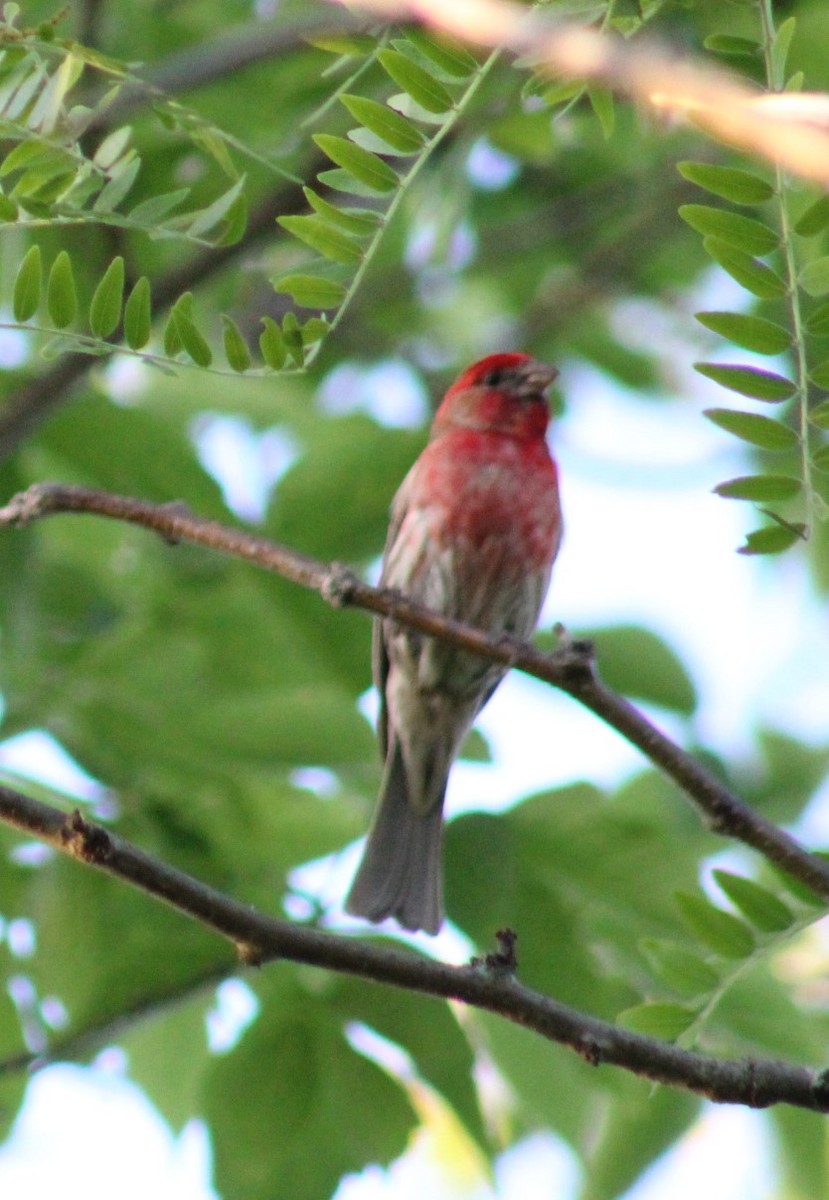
[482,368,505,386]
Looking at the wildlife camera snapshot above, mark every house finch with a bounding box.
[345,353,563,934]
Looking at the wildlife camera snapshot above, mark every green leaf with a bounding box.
[694,362,795,402]
[575,623,697,715]
[679,205,778,256]
[128,188,190,225]
[809,399,829,428]
[163,308,182,357]
[313,135,399,193]
[302,187,379,236]
[278,214,363,265]
[739,524,802,555]
[316,167,387,198]
[89,255,125,338]
[12,242,41,320]
[306,33,375,56]
[616,1002,697,1040]
[795,195,829,237]
[93,153,141,213]
[46,249,76,328]
[772,1108,829,1200]
[640,938,719,997]
[588,86,615,138]
[677,161,773,205]
[0,189,17,220]
[704,408,798,449]
[259,315,286,369]
[770,17,797,91]
[170,295,212,367]
[205,979,413,1200]
[696,311,790,355]
[215,191,247,246]
[281,311,305,366]
[185,175,246,238]
[221,315,251,372]
[0,139,57,179]
[404,28,478,77]
[274,274,347,309]
[340,94,424,153]
[810,359,829,388]
[1,59,45,123]
[378,48,454,113]
[712,870,794,932]
[799,256,829,298]
[812,444,829,471]
[714,474,801,502]
[92,126,132,171]
[123,276,151,350]
[28,52,81,135]
[300,316,329,346]
[703,237,787,299]
[703,34,761,58]
[674,891,755,958]
[806,300,829,336]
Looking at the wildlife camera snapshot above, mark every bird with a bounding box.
[345,352,563,934]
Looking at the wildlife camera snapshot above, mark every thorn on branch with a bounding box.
[577,1035,604,1067]
[471,927,519,976]
[552,623,597,686]
[60,809,113,864]
[321,563,360,608]
[702,802,732,835]
[236,940,264,967]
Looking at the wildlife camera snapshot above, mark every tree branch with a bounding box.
[0,784,827,1110]
[82,10,372,132]
[2,481,829,906]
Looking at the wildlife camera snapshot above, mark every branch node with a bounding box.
[60,809,113,864]
[813,1067,829,1106]
[702,805,732,835]
[0,484,51,527]
[494,632,522,668]
[236,940,264,967]
[322,563,360,608]
[552,624,597,686]
[157,500,194,545]
[577,1034,604,1067]
[471,927,519,976]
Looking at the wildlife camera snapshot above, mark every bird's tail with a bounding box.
[345,739,445,935]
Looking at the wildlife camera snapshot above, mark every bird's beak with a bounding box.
[518,359,559,397]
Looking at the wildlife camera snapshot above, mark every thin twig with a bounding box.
[0,785,827,1110]
[2,481,829,904]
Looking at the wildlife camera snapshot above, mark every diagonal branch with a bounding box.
[82,10,372,132]
[0,785,827,1111]
[2,481,829,905]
